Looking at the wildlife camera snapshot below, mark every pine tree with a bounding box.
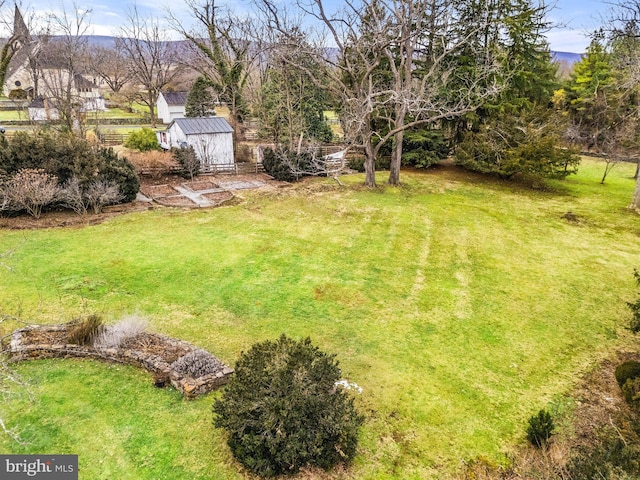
[185,77,216,118]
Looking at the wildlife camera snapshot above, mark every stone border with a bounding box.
[3,324,234,399]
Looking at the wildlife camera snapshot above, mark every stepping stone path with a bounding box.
[140,177,268,208]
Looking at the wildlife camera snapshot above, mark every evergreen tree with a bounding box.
[256,36,333,149]
[565,34,640,183]
[566,35,617,144]
[453,0,578,180]
[185,76,217,117]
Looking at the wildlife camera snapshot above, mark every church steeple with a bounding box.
[12,4,31,45]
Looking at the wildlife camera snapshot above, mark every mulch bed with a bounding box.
[141,184,180,197]
[183,180,219,191]
[4,323,233,398]
[202,191,234,204]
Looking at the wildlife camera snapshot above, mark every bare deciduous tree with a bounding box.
[86,45,133,94]
[257,0,501,186]
[168,0,263,143]
[118,7,182,127]
[39,3,91,134]
[604,0,640,205]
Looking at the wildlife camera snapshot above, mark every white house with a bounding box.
[157,117,235,166]
[156,91,188,124]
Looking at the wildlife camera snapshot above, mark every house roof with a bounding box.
[74,74,98,89]
[161,91,189,106]
[170,117,234,135]
[28,97,45,108]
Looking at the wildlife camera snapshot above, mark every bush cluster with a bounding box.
[171,146,200,179]
[0,131,139,217]
[124,128,162,151]
[616,361,640,410]
[127,150,179,178]
[171,349,223,378]
[262,147,319,182]
[455,120,580,180]
[213,335,364,477]
[348,154,391,173]
[615,361,640,388]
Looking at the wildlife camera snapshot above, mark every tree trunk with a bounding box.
[389,129,404,186]
[632,176,640,210]
[364,137,376,187]
[635,159,640,180]
[149,93,157,128]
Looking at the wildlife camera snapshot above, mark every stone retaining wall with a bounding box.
[4,324,234,399]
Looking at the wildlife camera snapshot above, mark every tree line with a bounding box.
[3,0,640,199]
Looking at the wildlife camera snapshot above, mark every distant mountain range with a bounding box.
[551,51,583,65]
[45,35,586,66]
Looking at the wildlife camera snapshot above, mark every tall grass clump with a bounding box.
[93,315,148,350]
[67,315,105,346]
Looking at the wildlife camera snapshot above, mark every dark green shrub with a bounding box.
[67,315,104,346]
[627,269,640,333]
[526,409,555,448]
[615,361,640,388]
[124,128,161,151]
[378,129,449,169]
[171,146,200,179]
[0,132,139,207]
[96,148,139,202]
[347,154,390,173]
[213,335,364,477]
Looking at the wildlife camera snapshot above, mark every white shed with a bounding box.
[27,97,59,121]
[156,91,188,124]
[157,117,235,166]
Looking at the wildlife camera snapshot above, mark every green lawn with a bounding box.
[0,106,148,122]
[1,158,639,478]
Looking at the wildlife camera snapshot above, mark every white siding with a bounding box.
[157,94,186,123]
[189,133,234,165]
[159,123,234,165]
[28,106,59,121]
[156,95,170,124]
[167,105,186,122]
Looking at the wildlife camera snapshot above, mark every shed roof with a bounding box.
[161,91,189,106]
[170,117,234,135]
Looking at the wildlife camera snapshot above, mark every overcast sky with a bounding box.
[12,0,608,54]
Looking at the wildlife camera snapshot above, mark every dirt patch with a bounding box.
[142,184,179,197]
[0,203,153,230]
[155,196,198,207]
